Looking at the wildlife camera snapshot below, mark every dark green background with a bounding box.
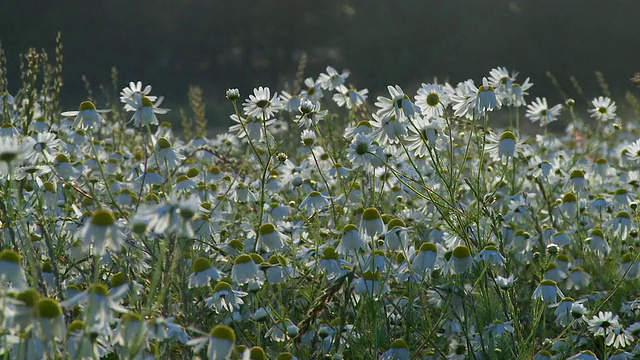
[2,0,639,126]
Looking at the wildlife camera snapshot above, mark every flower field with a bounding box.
[1,41,640,359]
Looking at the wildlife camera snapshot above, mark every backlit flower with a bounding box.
[61,100,109,130]
[589,96,617,122]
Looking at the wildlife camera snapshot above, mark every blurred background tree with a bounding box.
[1,0,639,130]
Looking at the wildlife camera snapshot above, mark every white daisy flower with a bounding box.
[318,66,349,90]
[149,137,185,169]
[381,339,410,360]
[78,208,123,256]
[353,270,389,300]
[337,224,367,255]
[371,113,407,146]
[243,86,283,119]
[526,97,563,126]
[360,207,384,239]
[61,100,109,131]
[0,249,28,290]
[266,319,299,342]
[449,79,477,118]
[485,130,522,163]
[112,312,148,352]
[532,279,564,303]
[298,191,330,216]
[332,84,368,109]
[415,83,449,118]
[346,133,379,170]
[300,77,324,102]
[589,96,617,122]
[295,99,327,129]
[404,116,445,157]
[187,325,235,360]
[411,242,439,275]
[258,223,285,252]
[206,281,247,313]
[375,85,420,120]
[188,257,223,288]
[127,95,169,128]
[35,298,65,341]
[61,283,129,329]
[476,244,505,266]
[447,245,473,274]
[231,254,259,285]
[120,81,157,111]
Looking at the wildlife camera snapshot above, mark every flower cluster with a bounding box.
[0,62,637,360]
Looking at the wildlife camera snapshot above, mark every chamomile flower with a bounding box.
[225,88,240,100]
[296,99,327,129]
[258,223,285,252]
[381,339,410,360]
[532,279,564,303]
[149,137,185,169]
[385,218,409,251]
[337,224,367,255]
[353,270,389,300]
[623,138,640,162]
[78,208,123,256]
[188,325,236,360]
[589,96,617,122]
[0,122,19,137]
[229,114,274,143]
[488,66,515,90]
[127,95,169,128]
[243,86,283,119]
[318,66,349,90]
[66,320,104,360]
[411,242,439,275]
[113,312,148,352]
[206,281,247,313]
[526,97,563,126]
[120,81,157,111]
[280,90,300,112]
[461,77,501,117]
[22,132,61,164]
[360,207,385,239]
[566,267,592,290]
[449,79,477,118]
[448,245,473,274]
[188,257,223,288]
[552,297,583,327]
[346,133,379,170]
[61,283,129,329]
[485,130,522,163]
[231,254,259,285]
[300,77,324,101]
[265,255,294,284]
[343,119,373,139]
[495,274,516,289]
[0,249,28,290]
[404,116,445,157]
[588,311,623,346]
[415,83,449,118]
[476,244,505,266]
[298,191,330,215]
[332,85,368,109]
[266,319,299,342]
[375,85,420,120]
[35,298,66,341]
[61,100,109,131]
[586,228,610,256]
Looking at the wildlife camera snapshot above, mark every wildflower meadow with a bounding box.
[1,37,640,360]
